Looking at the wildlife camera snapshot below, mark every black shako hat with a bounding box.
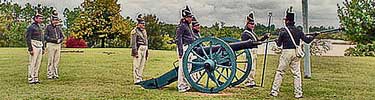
[246,11,255,23]
[192,17,199,26]
[51,8,59,20]
[284,6,294,22]
[181,5,193,18]
[136,14,145,24]
[34,4,43,19]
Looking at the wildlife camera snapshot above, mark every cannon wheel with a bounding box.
[220,37,253,87]
[182,37,237,93]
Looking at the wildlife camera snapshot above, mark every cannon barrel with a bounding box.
[228,40,262,51]
[194,40,262,56]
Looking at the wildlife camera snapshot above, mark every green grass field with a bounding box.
[0,48,374,99]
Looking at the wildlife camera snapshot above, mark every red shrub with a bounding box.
[65,36,88,48]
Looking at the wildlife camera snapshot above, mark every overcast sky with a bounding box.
[12,0,343,28]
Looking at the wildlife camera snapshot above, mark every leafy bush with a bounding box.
[270,39,332,56]
[160,34,176,50]
[337,0,375,44]
[65,36,87,48]
[345,43,375,56]
[310,39,332,55]
[0,22,28,47]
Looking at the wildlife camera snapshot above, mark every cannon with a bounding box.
[138,37,263,93]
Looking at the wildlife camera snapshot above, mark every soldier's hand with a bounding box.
[29,51,34,56]
[264,33,271,38]
[314,32,320,36]
[253,41,262,45]
[57,39,62,43]
[273,39,278,43]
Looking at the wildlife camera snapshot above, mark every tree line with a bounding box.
[1,0,363,52]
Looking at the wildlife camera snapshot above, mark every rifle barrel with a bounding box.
[307,28,343,35]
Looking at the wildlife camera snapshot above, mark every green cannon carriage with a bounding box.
[138,37,263,93]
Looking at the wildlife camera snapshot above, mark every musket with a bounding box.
[261,11,272,87]
[307,28,344,35]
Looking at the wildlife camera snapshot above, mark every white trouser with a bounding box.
[245,48,258,86]
[47,43,61,78]
[270,49,303,97]
[28,40,43,82]
[177,45,193,91]
[133,45,148,83]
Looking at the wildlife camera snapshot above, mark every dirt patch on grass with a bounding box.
[185,92,233,96]
[182,86,251,96]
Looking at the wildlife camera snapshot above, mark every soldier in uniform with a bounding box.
[131,14,148,84]
[270,7,318,98]
[25,12,44,84]
[192,17,201,39]
[45,8,64,79]
[176,6,195,92]
[190,16,202,81]
[241,11,270,88]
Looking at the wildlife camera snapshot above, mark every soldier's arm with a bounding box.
[42,26,46,51]
[146,49,149,60]
[275,31,284,47]
[44,26,58,43]
[144,30,148,45]
[176,26,184,57]
[25,26,33,52]
[59,27,65,43]
[248,32,257,41]
[145,30,149,59]
[258,33,270,41]
[131,30,138,57]
[241,32,250,41]
[300,31,315,44]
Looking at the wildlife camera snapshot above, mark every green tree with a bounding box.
[63,7,82,38]
[63,8,82,29]
[201,22,242,38]
[337,0,375,44]
[69,0,132,48]
[143,14,167,50]
[0,10,11,46]
[0,2,53,47]
[200,22,275,40]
